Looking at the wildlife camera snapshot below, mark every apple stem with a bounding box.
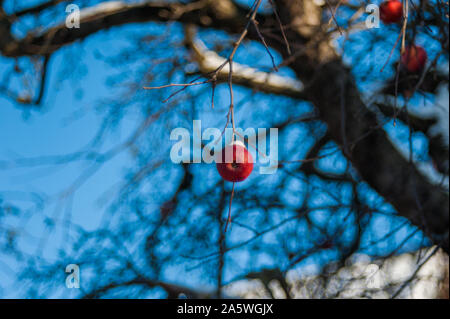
[224,182,235,232]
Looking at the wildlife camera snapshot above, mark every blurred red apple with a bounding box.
[216,140,253,182]
[401,45,428,73]
[380,0,403,24]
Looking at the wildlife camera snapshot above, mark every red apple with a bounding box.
[401,45,427,73]
[216,140,254,182]
[380,0,403,24]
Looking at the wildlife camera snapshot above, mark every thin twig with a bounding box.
[224,182,235,232]
[267,0,291,55]
[325,0,343,35]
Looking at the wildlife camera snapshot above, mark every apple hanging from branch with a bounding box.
[216,140,254,183]
[401,45,428,73]
[380,0,403,24]
[216,140,254,232]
